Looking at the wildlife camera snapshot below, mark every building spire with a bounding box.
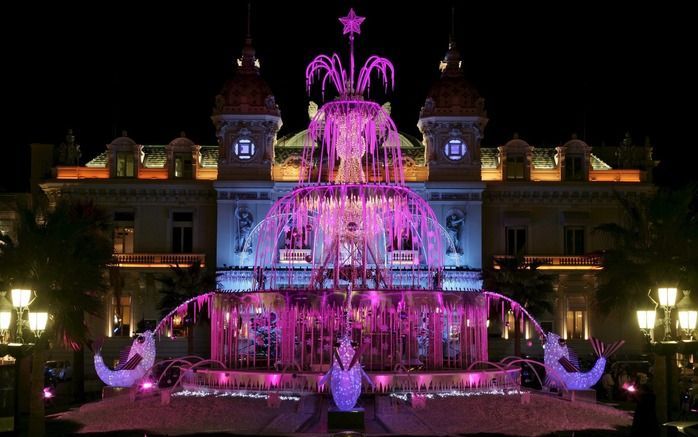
[449,6,456,50]
[246,0,252,39]
[439,6,461,77]
[238,1,258,73]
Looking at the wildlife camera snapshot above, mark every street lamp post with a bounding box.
[636,286,696,433]
[0,288,50,434]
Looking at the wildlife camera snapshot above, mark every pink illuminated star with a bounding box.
[339,8,365,36]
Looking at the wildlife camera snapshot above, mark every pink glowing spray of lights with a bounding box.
[303,9,402,185]
[251,184,445,291]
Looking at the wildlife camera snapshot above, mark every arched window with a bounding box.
[233,138,256,160]
[444,138,467,161]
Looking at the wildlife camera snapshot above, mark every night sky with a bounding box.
[4,2,693,191]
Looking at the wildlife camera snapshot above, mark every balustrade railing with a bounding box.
[388,250,419,265]
[493,255,602,270]
[278,249,312,264]
[113,253,205,267]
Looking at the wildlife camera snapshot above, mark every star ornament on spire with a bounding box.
[339,8,365,37]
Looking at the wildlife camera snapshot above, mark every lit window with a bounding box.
[506,155,525,180]
[444,139,467,161]
[566,296,586,340]
[116,152,135,177]
[234,138,256,160]
[174,153,193,178]
[111,296,132,337]
[113,227,134,254]
[113,211,135,254]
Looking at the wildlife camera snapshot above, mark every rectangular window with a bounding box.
[506,155,525,180]
[505,227,527,256]
[566,296,586,339]
[174,153,193,179]
[172,212,193,253]
[116,152,135,177]
[111,295,132,337]
[564,226,585,255]
[565,155,584,181]
[565,311,585,339]
[113,226,134,253]
[113,211,135,254]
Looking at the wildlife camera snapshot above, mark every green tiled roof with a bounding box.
[590,154,612,170]
[481,148,499,168]
[142,145,166,168]
[85,152,107,167]
[81,141,612,172]
[480,147,613,170]
[274,130,425,165]
[532,149,557,169]
[85,145,219,168]
[200,146,218,168]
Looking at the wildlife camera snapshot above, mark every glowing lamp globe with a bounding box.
[658,287,678,307]
[28,312,48,334]
[0,311,11,331]
[636,310,656,330]
[11,289,31,308]
[679,310,698,331]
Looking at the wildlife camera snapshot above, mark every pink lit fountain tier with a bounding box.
[252,184,449,291]
[175,290,505,394]
[155,9,526,395]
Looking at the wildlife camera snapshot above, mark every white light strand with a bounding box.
[389,388,526,402]
[171,389,300,401]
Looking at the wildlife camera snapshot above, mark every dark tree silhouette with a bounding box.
[594,185,698,313]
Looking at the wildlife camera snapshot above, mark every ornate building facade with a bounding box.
[29,30,654,363]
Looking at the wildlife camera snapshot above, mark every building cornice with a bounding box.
[483,182,654,204]
[40,181,216,204]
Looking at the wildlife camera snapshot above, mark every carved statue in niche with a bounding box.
[446,209,465,254]
[235,207,254,253]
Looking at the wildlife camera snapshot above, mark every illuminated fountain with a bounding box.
[149,9,529,399]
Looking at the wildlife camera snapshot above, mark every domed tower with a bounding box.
[417,38,488,181]
[211,32,282,180]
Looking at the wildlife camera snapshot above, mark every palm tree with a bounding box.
[0,200,113,435]
[594,186,698,313]
[483,256,554,356]
[157,262,219,355]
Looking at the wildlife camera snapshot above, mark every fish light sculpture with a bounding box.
[543,332,624,390]
[320,335,373,411]
[94,330,156,387]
